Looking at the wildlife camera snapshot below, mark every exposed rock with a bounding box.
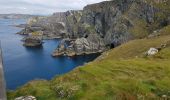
[20,0,169,42]
[18,11,82,39]
[78,0,163,46]
[50,0,169,56]
[52,40,67,56]
[52,33,106,56]
[12,24,28,28]
[74,34,105,52]
[18,0,170,54]
[147,48,159,55]
[23,36,43,47]
[15,96,36,100]
[148,30,161,38]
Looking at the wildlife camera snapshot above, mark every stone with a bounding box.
[23,36,43,47]
[147,48,159,55]
[17,0,170,56]
[52,33,106,57]
[148,30,161,38]
[15,96,36,100]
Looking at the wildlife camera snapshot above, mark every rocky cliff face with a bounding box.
[19,0,170,55]
[18,11,82,39]
[18,14,67,39]
[78,0,134,46]
[77,0,169,46]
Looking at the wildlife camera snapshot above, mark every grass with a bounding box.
[7,80,56,100]
[146,0,170,12]
[7,25,170,100]
[128,18,150,39]
[126,0,170,40]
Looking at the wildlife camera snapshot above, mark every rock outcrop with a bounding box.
[23,36,43,47]
[15,96,36,100]
[18,0,170,56]
[52,33,106,56]
[78,0,169,46]
[18,11,82,39]
[147,48,159,55]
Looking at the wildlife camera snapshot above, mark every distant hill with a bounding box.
[0,14,37,19]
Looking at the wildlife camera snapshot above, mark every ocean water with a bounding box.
[0,19,99,90]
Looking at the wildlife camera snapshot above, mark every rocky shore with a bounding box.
[17,0,170,56]
[8,0,170,99]
[52,34,107,57]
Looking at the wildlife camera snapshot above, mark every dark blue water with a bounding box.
[0,19,99,90]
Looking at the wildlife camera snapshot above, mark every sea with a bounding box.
[0,18,99,90]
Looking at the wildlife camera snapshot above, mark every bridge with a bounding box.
[0,45,7,100]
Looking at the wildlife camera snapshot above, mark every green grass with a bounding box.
[7,80,57,100]
[128,18,150,39]
[8,1,170,99]
[146,0,170,12]
[126,0,170,39]
[7,25,170,100]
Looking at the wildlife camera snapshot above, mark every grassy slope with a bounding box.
[7,25,170,100]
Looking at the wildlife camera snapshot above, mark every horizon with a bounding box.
[0,0,107,15]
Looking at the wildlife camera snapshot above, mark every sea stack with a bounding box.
[23,36,42,47]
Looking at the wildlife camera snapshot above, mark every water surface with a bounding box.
[0,19,99,90]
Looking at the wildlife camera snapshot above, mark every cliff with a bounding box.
[18,11,82,39]
[79,0,169,45]
[7,0,170,99]
[18,0,170,56]
[8,25,170,100]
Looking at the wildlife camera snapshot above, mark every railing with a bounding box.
[0,42,7,100]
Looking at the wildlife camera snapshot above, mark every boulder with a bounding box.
[15,96,36,100]
[147,48,159,55]
[148,30,161,38]
[52,33,106,56]
[73,33,105,53]
[23,36,43,47]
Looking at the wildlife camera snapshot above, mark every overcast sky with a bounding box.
[0,0,107,15]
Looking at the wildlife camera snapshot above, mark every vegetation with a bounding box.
[7,1,170,99]
[7,25,170,100]
[7,80,56,100]
[147,0,170,28]
[31,31,42,36]
[146,0,170,12]
[127,0,170,39]
[129,19,149,39]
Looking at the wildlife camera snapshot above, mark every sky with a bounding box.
[0,0,107,15]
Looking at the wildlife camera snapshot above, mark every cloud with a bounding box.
[0,0,107,15]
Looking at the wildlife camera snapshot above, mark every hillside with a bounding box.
[17,0,170,56]
[7,0,170,99]
[7,25,170,100]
